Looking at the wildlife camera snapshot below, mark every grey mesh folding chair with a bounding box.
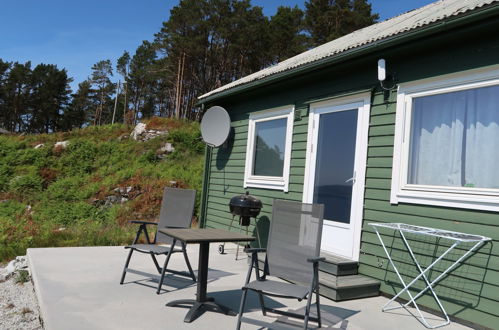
[236,200,325,330]
[120,187,197,294]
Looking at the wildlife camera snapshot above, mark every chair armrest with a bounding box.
[307,256,326,263]
[244,248,266,253]
[129,220,158,226]
[129,220,157,245]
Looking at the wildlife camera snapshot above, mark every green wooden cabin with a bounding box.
[197,0,499,328]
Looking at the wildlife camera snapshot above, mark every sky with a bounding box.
[0,0,435,91]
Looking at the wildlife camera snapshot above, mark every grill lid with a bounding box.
[229,191,262,209]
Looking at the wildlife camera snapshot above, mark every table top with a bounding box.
[158,228,256,243]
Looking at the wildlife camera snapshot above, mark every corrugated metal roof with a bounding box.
[199,0,499,101]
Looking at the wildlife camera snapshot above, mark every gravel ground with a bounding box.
[0,273,43,330]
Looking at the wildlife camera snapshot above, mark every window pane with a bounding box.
[253,118,287,176]
[313,110,358,223]
[408,84,499,189]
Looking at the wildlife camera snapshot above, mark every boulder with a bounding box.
[34,143,45,149]
[158,142,175,154]
[131,122,168,141]
[54,141,69,149]
[0,256,28,281]
[131,123,147,140]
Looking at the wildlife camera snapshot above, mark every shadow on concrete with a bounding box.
[240,303,359,329]
[122,267,235,294]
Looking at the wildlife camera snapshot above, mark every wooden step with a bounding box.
[319,251,359,276]
[319,272,381,301]
[250,251,380,301]
[255,252,359,276]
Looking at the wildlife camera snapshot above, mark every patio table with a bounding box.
[158,227,255,323]
[369,222,490,329]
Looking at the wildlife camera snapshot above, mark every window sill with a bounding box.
[391,189,499,212]
[244,177,288,192]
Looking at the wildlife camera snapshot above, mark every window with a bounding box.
[244,106,294,191]
[391,66,499,211]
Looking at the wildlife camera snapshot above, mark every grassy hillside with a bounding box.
[0,118,204,261]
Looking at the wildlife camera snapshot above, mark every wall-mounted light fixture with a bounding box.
[378,59,386,82]
[378,58,396,91]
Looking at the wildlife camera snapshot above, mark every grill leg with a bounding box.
[221,215,236,254]
[235,218,242,260]
[254,218,262,248]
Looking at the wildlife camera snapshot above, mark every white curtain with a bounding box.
[408,85,499,189]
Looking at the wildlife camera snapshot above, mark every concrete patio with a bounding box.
[27,244,472,330]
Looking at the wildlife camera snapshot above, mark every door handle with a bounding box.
[345,171,356,184]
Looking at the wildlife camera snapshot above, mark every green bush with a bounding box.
[168,125,204,155]
[0,200,26,218]
[45,176,86,201]
[60,140,98,176]
[0,165,13,191]
[9,173,43,194]
[32,201,103,225]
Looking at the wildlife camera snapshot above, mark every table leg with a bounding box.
[166,242,236,323]
[197,241,209,302]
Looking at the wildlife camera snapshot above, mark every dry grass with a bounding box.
[20,307,33,315]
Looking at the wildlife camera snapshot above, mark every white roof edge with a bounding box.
[199,0,499,101]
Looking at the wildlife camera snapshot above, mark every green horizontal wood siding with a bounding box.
[201,18,499,328]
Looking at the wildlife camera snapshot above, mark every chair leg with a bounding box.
[150,253,162,274]
[181,242,196,282]
[316,291,322,328]
[257,292,266,316]
[236,288,249,330]
[120,248,134,284]
[303,291,313,330]
[157,251,173,294]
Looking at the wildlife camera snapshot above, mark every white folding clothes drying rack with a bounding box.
[369,222,491,329]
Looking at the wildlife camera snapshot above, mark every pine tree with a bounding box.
[90,60,114,125]
[268,6,308,63]
[28,64,72,133]
[304,0,379,46]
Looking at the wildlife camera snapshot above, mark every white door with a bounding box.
[303,93,370,261]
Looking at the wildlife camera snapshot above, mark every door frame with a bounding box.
[302,92,371,261]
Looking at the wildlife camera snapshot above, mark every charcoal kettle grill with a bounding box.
[218,191,262,258]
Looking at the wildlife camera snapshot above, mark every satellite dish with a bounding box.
[201,106,231,147]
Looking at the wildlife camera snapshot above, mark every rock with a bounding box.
[34,143,44,149]
[131,123,147,140]
[131,122,168,141]
[1,256,28,281]
[117,133,129,141]
[158,142,175,154]
[54,141,69,149]
[0,268,9,281]
[169,181,178,187]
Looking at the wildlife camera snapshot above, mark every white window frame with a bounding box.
[391,64,499,212]
[244,106,294,192]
